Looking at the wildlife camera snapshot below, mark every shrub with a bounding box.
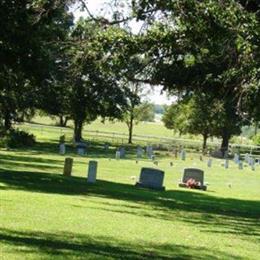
[3,129,36,148]
[252,134,260,145]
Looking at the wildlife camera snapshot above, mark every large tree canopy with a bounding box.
[0,0,74,130]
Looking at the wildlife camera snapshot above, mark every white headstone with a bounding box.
[234,153,239,164]
[115,151,121,160]
[146,146,153,159]
[136,146,143,158]
[245,153,250,163]
[87,161,98,183]
[224,159,229,169]
[59,143,66,155]
[238,161,243,170]
[180,150,186,161]
[207,158,212,168]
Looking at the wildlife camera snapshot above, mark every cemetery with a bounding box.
[1,122,260,259]
[1,0,260,259]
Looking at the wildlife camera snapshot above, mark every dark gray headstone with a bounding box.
[119,147,125,158]
[182,168,205,185]
[179,168,207,190]
[136,167,165,191]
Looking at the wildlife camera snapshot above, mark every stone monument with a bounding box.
[87,161,98,183]
[63,157,73,177]
[135,167,165,191]
[179,168,207,191]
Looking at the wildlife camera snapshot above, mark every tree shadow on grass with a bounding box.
[0,228,243,259]
[0,169,260,240]
[0,153,62,171]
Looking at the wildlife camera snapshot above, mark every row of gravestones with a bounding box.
[63,158,166,190]
[60,139,259,171]
[63,157,207,192]
[59,141,155,159]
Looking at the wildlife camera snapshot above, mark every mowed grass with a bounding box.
[0,127,260,259]
[31,116,190,139]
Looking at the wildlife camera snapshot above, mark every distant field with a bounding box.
[32,116,178,138]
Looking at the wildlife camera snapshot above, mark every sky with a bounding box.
[71,1,176,105]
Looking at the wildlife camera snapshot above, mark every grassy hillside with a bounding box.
[0,125,260,259]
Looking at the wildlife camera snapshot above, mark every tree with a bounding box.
[163,92,244,154]
[123,93,155,144]
[49,19,134,142]
[162,101,190,137]
[0,0,73,131]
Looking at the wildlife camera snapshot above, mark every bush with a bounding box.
[3,129,36,148]
[252,134,260,145]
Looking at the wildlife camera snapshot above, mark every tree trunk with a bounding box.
[64,116,69,127]
[59,116,64,127]
[254,122,258,136]
[128,113,134,144]
[202,133,208,153]
[59,116,69,127]
[4,111,12,131]
[221,130,230,158]
[74,119,83,142]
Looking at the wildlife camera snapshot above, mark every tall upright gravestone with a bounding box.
[63,158,73,176]
[87,161,98,183]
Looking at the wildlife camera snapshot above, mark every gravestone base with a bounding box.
[178,183,207,191]
[135,182,165,191]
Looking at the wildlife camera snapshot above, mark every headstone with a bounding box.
[174,149,178,158]
[251,158,255,171]
[238,161,243,170]
[87,161,98,183]
[115,150,121,160]
[245,153,250,163]
[207,158,212,168]
[224,159,229,169]
[135,167,165,190]
[59,143,66,155]
[63,157,73,176]
[170,162,173,167]
[77,146,85,156]
[76,142,87,156]
[248,157,254,166]
[180,150,186,161]
[136,146,143,159]
[119,146,125,158]
[146,146,153,159]
[104,143,109,151]
[199,155,203,161]
[234,153,239,164]
[179,168,207,190]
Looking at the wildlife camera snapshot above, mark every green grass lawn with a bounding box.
[0,130,260,259]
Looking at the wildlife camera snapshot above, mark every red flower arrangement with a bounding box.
[185,178,201,189]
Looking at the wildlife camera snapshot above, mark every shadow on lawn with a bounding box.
[0,228,244,259]
[0,153,62,171]
[0,169,260,240]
